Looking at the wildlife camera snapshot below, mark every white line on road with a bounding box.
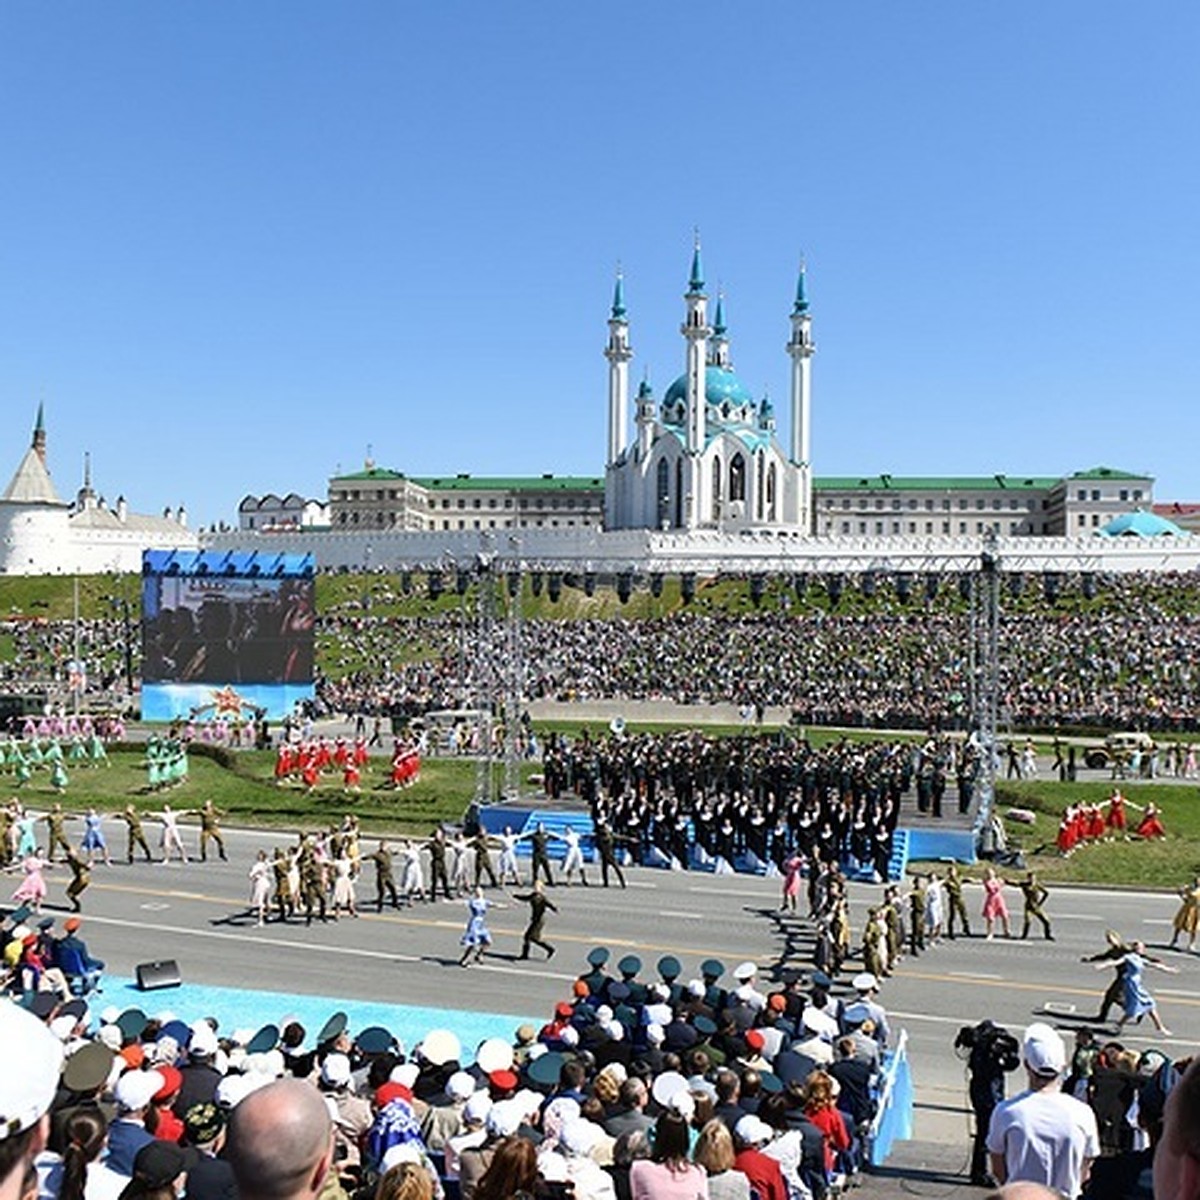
[948,972,1003,981]
[659,911,705,920]
[1143,919,1172,926]
[1053,913,1103,921]
[687,887,772,899]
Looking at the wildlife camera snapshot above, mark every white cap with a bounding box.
[0,1002,64,1140]
[851,972,878,994]
[115,1068,164,1113]
[733,961,758,982]
[446,1070,475,1101]
[558,1117,599,1157]
[463,1091,493,1124]
[800,1007,839,1041]
[735,1114,774,1147]
[381,1144,424,1171]
[559,1025,579,1048]
[669,1091,696,1121]
[486,1098,523,1138]
[189,1022,219,1057]
[1023,1023,1067,1077]
[475,1037,513,1074]
[419,1029,461,1067]
[390,1062,420,1089]
[321,1053,352,1087]
[686,979,705,998]
[646,1022,665,1046]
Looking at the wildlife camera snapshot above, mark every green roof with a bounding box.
[411,474,604,493]
[814,474,1058,492]
[1068,466,1152,481]
[332,467,408,482]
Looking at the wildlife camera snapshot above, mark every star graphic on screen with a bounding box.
[211,685,245,715]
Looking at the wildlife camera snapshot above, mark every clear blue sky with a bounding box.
[1,3,1197,529]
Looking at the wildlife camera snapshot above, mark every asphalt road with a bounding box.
[35,820,1197,1146]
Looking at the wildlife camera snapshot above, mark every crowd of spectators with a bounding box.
[5,571,1200,734]
[1,910,902,1200]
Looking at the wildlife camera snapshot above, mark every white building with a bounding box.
[0,406,197,575]
[604,245,813,534]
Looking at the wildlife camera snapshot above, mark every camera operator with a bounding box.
[956,1020,1020,1187]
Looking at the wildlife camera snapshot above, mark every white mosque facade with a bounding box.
[0,407,197,575]
[604,245,814,535]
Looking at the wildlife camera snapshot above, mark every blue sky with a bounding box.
[1,3,1197,529]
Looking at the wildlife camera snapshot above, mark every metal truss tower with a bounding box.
[969,530,1001,840]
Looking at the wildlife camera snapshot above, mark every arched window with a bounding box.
[767,462,777,522]
[675,459,684,527]
[729,453,746,502]
[711,456,722,512]
[756,453,765,520]
[656,458,670,528]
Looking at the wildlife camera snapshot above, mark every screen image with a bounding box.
[142,574,315,685]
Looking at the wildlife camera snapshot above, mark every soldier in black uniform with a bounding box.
[370,841,400,911]
[593,820,628,889]
[514,880,558,960]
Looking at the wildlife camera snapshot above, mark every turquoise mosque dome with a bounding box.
[662,365,756,414]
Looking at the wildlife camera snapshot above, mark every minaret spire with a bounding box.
[709,290,730,368]
[688,229,704,295]
[604,266,633,468]
[680,236,711,529]
[786,257,815,533]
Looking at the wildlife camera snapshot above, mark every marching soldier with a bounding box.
[65,846,90,912]
[515,879,558,960]
[371,841,400,912]
[1017,871,1054,941]
[199,800,228,862]
[42,804,73,863]
[121,804,154,864]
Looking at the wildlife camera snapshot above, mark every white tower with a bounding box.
[604,272,632,466]
[786,262,815,533]
[681,239,710,529]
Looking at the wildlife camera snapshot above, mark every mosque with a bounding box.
[0,405,197,575]
[603,242,813,533]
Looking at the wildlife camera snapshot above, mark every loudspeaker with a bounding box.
[135,959,182,991]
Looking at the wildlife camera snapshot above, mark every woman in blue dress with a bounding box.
[80,807,112,867]
[1104,939,1177,1036]
[458,886,502,967]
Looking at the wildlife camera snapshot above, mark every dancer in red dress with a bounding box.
[1137,802,1166,839]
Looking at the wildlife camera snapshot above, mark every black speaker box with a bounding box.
[135,959,182,991]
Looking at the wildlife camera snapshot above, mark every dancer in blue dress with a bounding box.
[80,808,112,867]
[458,886,503,967]
[1101,939,1177,1036]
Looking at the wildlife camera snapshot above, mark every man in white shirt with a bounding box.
[986,1023,1099,1198]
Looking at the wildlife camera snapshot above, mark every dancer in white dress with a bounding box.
[925,873,946,942]
[560,827,588,887]
[497,827,522,887]
[331,853,358,918]
[249,850,272,926]
[450,834,472,895]
[155,804,190,864]
[399,840,427,903]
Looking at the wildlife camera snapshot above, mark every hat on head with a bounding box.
[317,1012,348,1045]
[646,1022,665,1046]
[119,1045,145,1070]
[768,993,787,1013]
[693,1014,717,1037]
[63,917,81,933]
[686,979,705,998]
[554,1001,574,1020]
[246,1024,280,1055]
[559,1117,599,1157]
[477,1038,514,1073]
[526,1050,565,1089]
[801,1008,839,1040]
[463,1091,494,1123]
[390,1063,420,1090]
[735,1114,774,1147]
[744,1029,765,1052]
[189,1023,219,1058]
[116,1068,164,1112]
[447,1071,476,1101]
[184,1102,225,1144]
[514,1024,537,1045]
[131,1141,186,1189]
[759,1071,783,1094]
[1023,1023,1067,1078]
[734,961,758,982]
[37,917,54,932]
[320,1054,352,1088]
[355,1026,394,1056]
[701,959,725,979]
[586,947,610,968]
[852,972,878,994]
[810,971,833,991]
[152,1065,183,1103]
[380,1144,423,1172]
[607,981,630,1003]
[486,1098,523,1138]
[0,1002,64,1140]
[617,954,641,977]
[420,1029,461,1067]
[489,1068,518,1094]
[63,1042,115,1093]
[650,1070,689,1109]
[375,1082,412,1108]
[657,955,681,981]
[572,980,590,998]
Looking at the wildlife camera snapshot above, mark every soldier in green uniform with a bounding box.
[0,804,11,866]
[298,838,328,925]
[908,876,927,957]
[121,804,154,864]
[862,907,886,980]
[657,955,684,1005]
[616,954,648,1006]
[883,886,903,963]
[580,946,612,998]
[514,880,558,960]
[426,827,452,900]
[471,830,499,889]
[527,822,555,887]
[1017,871,1053,940]
[199,801,228,862]
[945,863,972,939]
[273,847,296,920]
[65,847,90,912]
[701,958,727,1014]
[370,841,400,912]
[43,804,73,863]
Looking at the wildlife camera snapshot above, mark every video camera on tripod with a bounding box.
[955,1019,1021,1076]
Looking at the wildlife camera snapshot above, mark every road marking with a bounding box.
[1143,919,1172,926]
[948,971,1003,980]
[1054,913,1102,921]
[687,887,772,899]
[893,966,1200,1009]
[659,911,704,920]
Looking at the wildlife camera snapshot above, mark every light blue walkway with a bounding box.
[101,977,535,1063]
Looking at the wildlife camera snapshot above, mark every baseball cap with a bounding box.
[735,1114,774,1147]
[116,1068,165,1112]
[1023,1023,1066,1077]
[320,1053,352,1087]
[131,1141,186,1189]
[0,1002,64,1139]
